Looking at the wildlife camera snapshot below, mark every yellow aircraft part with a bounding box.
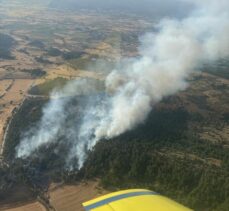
[83,189,193,211]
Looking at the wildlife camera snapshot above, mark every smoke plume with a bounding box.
[16,0,229,168]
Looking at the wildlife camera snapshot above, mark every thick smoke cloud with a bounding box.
[16,0,229,168]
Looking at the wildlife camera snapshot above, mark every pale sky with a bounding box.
[49,0,194,19]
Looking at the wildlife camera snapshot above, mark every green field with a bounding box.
[29,77,69,96]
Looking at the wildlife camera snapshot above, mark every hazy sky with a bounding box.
[49,0,194,19]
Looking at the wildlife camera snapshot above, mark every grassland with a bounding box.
[28,77,68,96]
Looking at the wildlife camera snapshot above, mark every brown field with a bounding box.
[43,65,104,82]
[0,80,13,96]
[49,181,107,211]
[0,79,33,154]
[85,42,121,60]
[1,201,46,211]
[0,181,108,211]
[0,79,33,103]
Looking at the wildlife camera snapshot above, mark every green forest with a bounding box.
[2,93,228,210]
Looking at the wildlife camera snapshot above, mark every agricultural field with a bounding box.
[2,202,46,211]
[0,79,33,154]
[49,181,107,211]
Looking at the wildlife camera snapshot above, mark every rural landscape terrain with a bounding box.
[0,0,228,211]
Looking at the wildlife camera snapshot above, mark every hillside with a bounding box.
[1,70,228,211]
[81,72,229,211]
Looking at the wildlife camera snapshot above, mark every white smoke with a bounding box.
[16,0,229,168]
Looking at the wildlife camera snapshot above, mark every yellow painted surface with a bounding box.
[83,189,193,211]
[90,205,114,211]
